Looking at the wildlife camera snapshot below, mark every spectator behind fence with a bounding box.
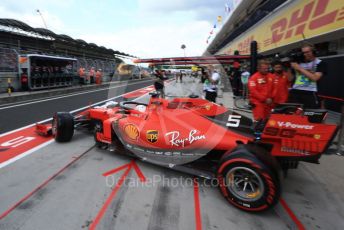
[272,61,293,105]
[288,43,327,109]
[248,60,275,121]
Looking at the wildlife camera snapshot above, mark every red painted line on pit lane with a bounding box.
[122,79,173,99]
[0,150,88,220]
[132,160,146,182]
[0,126,52,164]
[193,178,202,230]
[89,163,132,230]
[279,198,306,230]
[123,86,155,99]
[91,160,145,229]
[102,163,131,176]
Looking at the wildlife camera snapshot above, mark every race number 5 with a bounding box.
[226,115,241,127]
[1,136,35,148]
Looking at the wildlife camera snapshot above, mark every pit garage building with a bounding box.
[0,19,132,91]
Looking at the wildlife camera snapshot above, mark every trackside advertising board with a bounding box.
[218,0,344,55]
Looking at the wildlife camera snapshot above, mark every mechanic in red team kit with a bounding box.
[271,60,293,104]
[248,60,275,121]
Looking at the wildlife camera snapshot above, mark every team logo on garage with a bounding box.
[124,124,139,141]
[146,130,158,143]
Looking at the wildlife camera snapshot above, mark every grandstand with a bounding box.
[0,18,134,91]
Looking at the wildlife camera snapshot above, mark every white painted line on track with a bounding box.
[0,140,54,169]
[0,88,145,137]
[0,80,152,110]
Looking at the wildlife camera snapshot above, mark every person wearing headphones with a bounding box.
[289,43,326,109]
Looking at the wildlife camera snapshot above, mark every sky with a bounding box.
[0,0,230,59]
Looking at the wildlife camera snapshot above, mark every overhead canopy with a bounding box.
[34,28,56,37]
[133,55,250,65]
[57,34,74,41]
[0,18,34,31]
[0,18,134,58]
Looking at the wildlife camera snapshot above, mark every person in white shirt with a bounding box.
[204,65,220,102]
[289,43,326,109]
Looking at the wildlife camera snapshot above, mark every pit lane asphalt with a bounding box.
[0,79,154,134]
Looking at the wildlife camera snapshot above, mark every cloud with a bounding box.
[138,0,225,21]
[0,0,74,13]
[0,5,65,33]
[0,0,221,58]
[78,20,211,58]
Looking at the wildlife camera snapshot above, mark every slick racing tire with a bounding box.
[52,112,74,142]
[217,151,280,212]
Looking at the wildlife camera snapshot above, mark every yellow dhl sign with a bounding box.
[219,0,344,55]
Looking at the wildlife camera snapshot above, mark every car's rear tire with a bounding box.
[217,150,280,212]
[52,112,74,142]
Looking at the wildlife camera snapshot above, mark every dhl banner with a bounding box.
[218,0,344,55]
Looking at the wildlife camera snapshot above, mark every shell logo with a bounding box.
[124,124,139,141]
[205,104,211,111]
[314,134,321,140]
[268,120,276,126]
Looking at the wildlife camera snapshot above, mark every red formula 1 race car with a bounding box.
[43,93,338,212]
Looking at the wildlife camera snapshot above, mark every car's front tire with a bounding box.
[52,112,74,142]
[217,151,280,212]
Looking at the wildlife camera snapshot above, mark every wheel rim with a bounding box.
[225,166,264,202]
